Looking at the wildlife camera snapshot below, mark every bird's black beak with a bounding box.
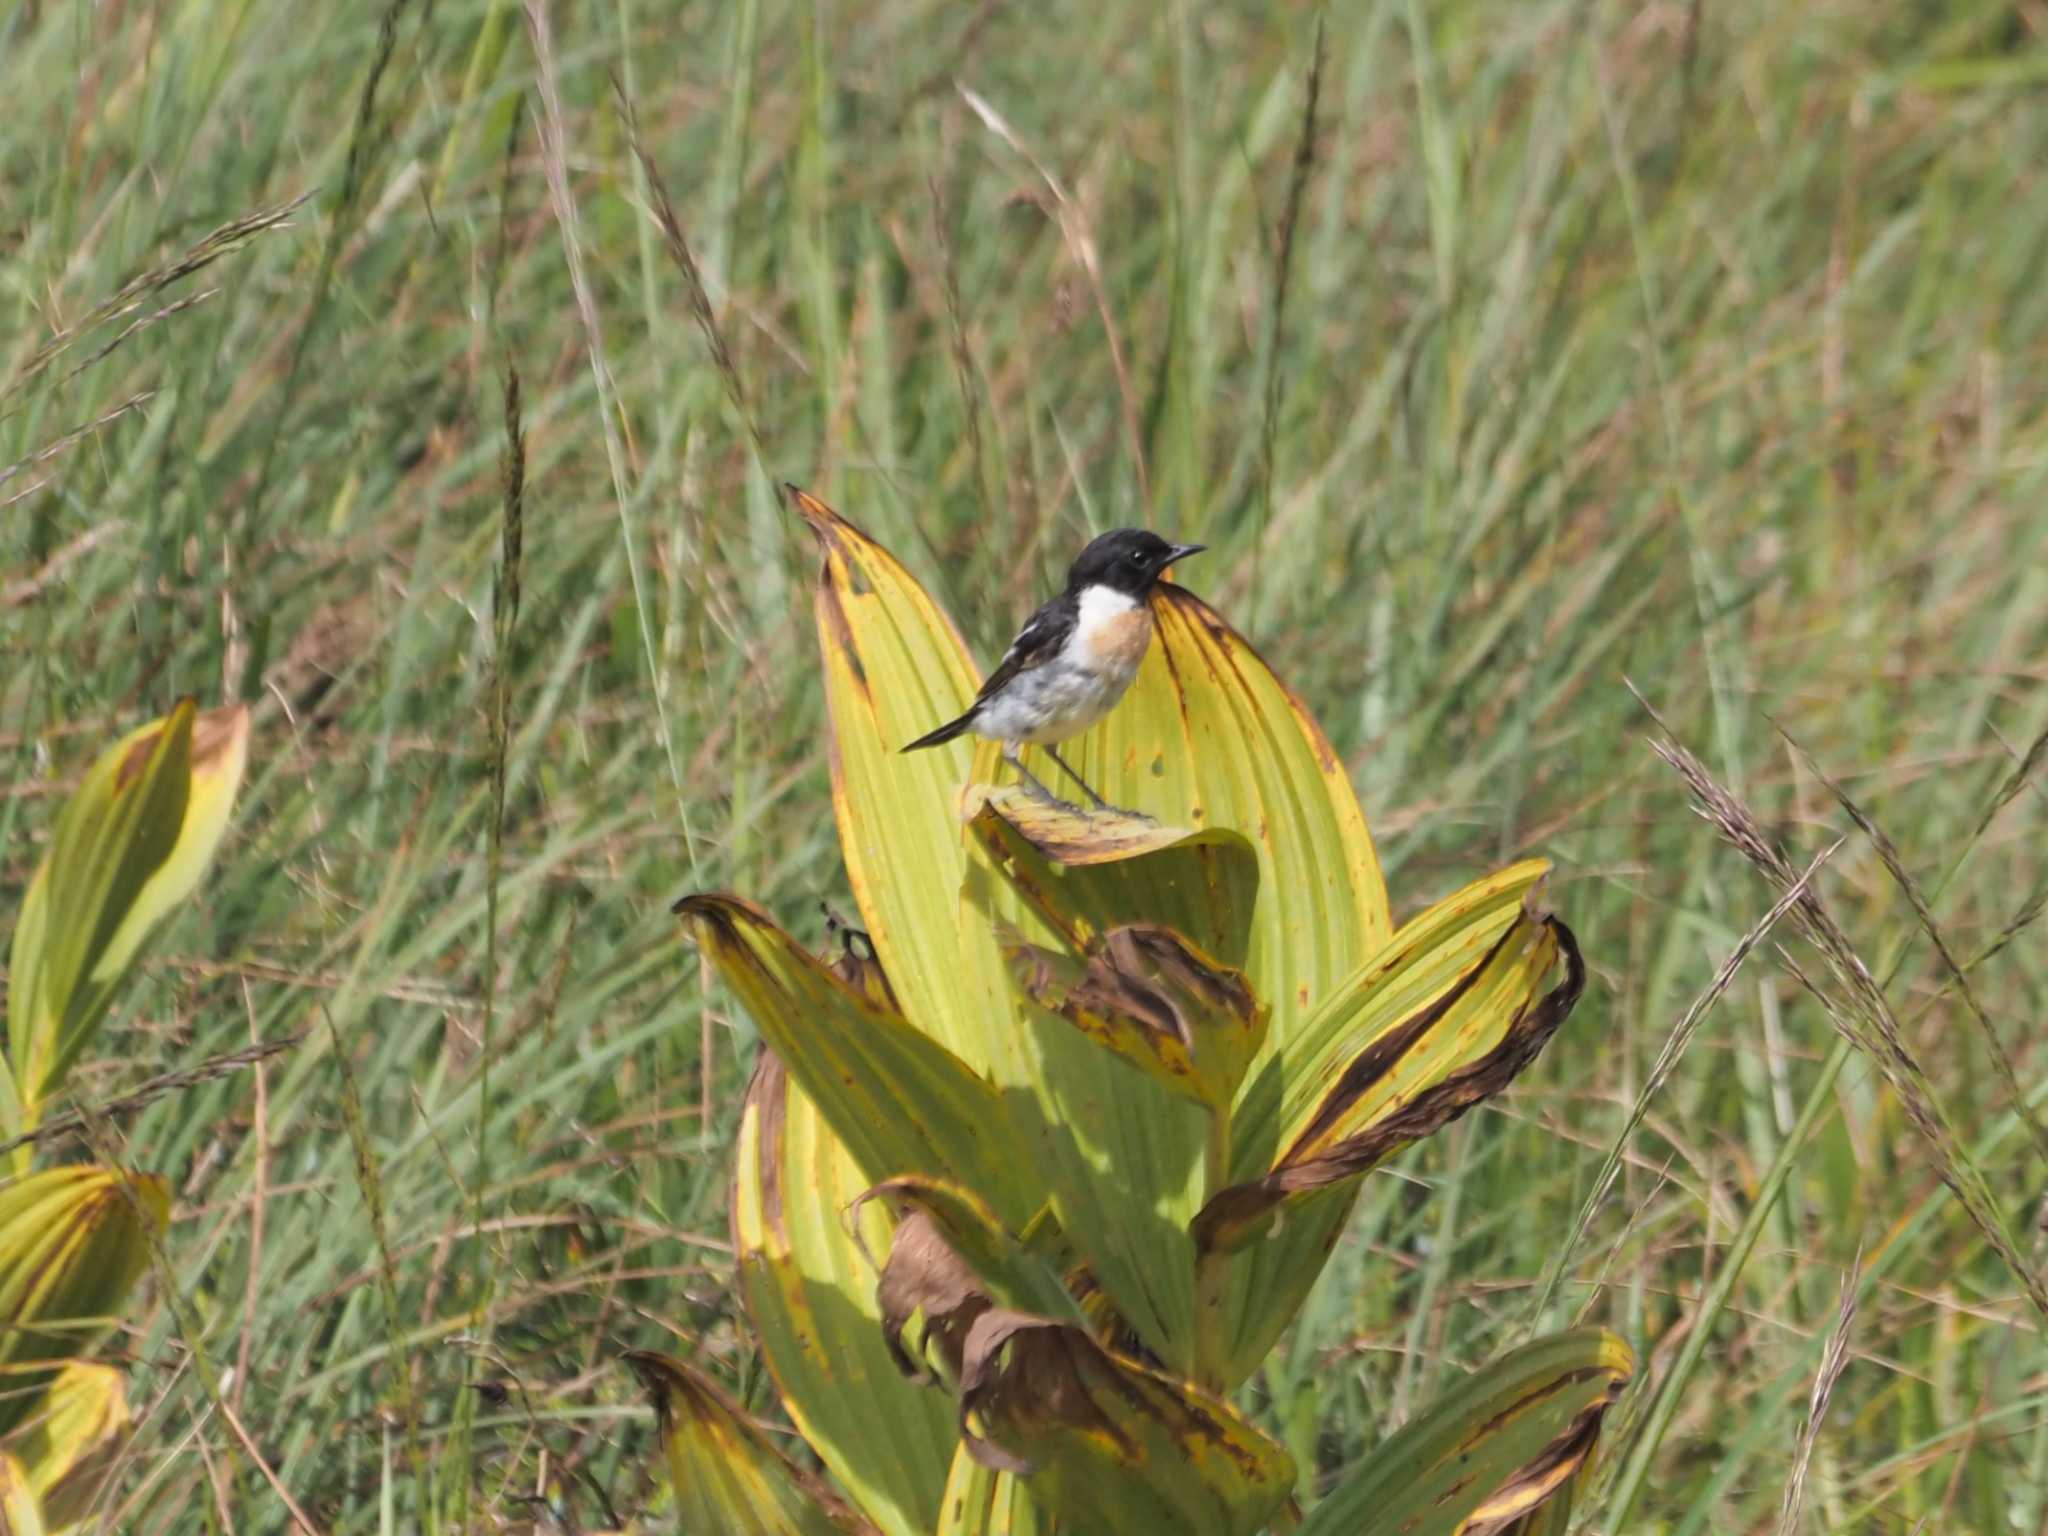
[1163,542,1206,569]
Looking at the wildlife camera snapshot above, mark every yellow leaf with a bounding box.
[1044,584,1391,1041]
[790,491,1401,1380]
[0,1362,129,1531]
[1232,859,1556,1184]
[966,582,1395,1376]
[623,1349,871,1535]
[1004,924,1266,1115]
[793,492,1215,1367]
[6,702,249,1141]
[0,1167,167,1437]
[966,791,1260,973]
[0,1451,48,1536]
[1293,1329,1632,1536]
[678,894,1033,1229]
[934,1443,1045,1536]
[791,488,1008,1076]
[731,1054,957,1536]
[1211,863,1572,1379]
[1196,901,1582,1257]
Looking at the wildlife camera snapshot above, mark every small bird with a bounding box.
[902,528,1204,809]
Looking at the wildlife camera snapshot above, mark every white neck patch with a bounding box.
[1075,583,1139,631]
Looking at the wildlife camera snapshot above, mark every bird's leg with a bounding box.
[1001,744,1068,806]
[1039,744,1111,811]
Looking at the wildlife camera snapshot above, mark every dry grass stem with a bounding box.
[1644,712,2048,1323]
[1537,838,1840,1320]
[1783,727,2048,1167]
[1775,1252,1860,1536]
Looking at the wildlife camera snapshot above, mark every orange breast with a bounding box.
[1082,605,1155,674]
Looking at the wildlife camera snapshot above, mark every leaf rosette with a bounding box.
[665,489,1622,1534]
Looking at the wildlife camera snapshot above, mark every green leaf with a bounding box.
[1005,584,1395,1375]
[1042,584,1393,1035]
[993,912,1268,1373]
[1296,1328,1632,1536]
[860,1180,1295,1536]
[731,1053,957,1536]
[997,980,1209,1368]
[0,1167,168,1436]
[6,701,249,1141]
[1208,872,1582,1383]
[862,1181,1294,1535]
[964,788,1264,1369]
[1232,858,1554,1181]
[934,1444,1045,1536]
[623,1349,869,1536]
[788,490,1397,1379]
[1198,901,1583,1257]
[678,893,1034,1229]
[0,1361,130,1532]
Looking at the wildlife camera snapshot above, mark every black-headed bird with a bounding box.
[902,528,1204,809]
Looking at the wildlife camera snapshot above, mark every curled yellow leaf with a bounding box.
[6,701,249,1138]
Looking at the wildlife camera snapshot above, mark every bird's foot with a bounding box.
[1012,776,1149,820]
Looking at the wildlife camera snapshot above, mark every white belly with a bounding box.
[979,663,1128,744]
[978,587,1151,746]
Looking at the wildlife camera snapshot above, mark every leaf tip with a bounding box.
[620,1349,684,1425]
[191,702,250,778]
[671,891,755,928]
[784,481,845,542]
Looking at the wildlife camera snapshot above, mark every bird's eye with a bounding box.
[1127,550,1147,567]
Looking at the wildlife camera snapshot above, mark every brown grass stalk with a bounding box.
[1638,689,2048,1324]
[1775,1251,1859,1536]
[1782,726,2048,1168]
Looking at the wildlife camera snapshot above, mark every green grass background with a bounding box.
[5,0,2048,1529]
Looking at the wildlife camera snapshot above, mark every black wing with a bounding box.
[901,593,1076,752]
[974,595,1074,707]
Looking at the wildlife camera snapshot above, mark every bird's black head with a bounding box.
[1065,528,1206,596]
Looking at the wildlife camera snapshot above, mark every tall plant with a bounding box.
[646,490,1628,1535]
[0,701,249,1531]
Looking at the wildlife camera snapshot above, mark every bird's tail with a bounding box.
[901,710,976,752]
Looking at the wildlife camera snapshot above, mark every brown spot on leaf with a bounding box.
[814,581,869,696]
[115,718,176,790]
[1150,604,1198,741]
[825,911,899,1013]
[1081,928,1246,1049]
[785,481,869,550]
[1284,919,1524,1161]
[1156,586,1345,775]
[191,703,249,770]
[976,788,1197,866]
